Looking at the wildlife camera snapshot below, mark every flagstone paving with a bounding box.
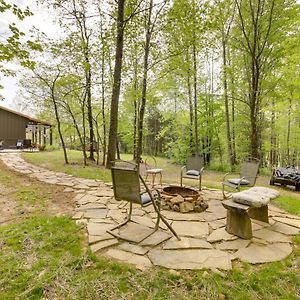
[1,152,300,271]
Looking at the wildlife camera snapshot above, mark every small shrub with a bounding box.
[38,144,46,151]
[45,145,60,151]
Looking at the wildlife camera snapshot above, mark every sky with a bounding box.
[0,0,60,111]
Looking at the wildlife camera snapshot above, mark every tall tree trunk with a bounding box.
[192,42,199,154]
[222,35,234,166]
[106,0,125,168]
[101,44,107,166]
[270,98,277,166]
[136,0,153,166]
[51,87,68,164]
[186,53,194,151]
[287,96,292,164]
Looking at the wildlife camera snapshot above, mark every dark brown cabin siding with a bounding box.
[0,109,27,147]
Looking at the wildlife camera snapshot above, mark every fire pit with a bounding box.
[161,186,208,213]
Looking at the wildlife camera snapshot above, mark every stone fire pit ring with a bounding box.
[162,186,200,201]
[161,186,208,213]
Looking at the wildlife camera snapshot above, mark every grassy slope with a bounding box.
[0,150,294,298]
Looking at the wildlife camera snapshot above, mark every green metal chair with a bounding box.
[222,157,260,198]
[180,154,205,190]
[108,160,180,242]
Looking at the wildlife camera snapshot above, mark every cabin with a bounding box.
[0,105,53,149]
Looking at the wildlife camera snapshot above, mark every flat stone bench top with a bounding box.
[231,186,279,207]
[223,199,254,211]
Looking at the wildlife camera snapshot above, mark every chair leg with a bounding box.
[180,176,183,187]
[152,196,180,240]
[199,176,202,191]
[159,172,162,185]
[152,174,155,187]
[107,202,133,238]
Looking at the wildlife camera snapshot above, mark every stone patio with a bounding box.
[1,152,300,271]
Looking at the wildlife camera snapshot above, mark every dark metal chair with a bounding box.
[180,154,205,190]
[222,157,260,198]
[108,161,180,242]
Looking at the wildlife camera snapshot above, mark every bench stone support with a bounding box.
[226,208,252,239]
[248,205,268,223]
[222,200,269,239]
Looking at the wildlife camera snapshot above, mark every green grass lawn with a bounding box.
[1,153,300,298]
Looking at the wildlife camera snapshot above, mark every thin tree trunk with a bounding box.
[192,42,199,154]
[135,0,153,166]
[51,87,68,164]
[106,0,125,168]
[287,96,292,164]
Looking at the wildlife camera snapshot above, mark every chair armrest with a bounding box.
[222,172,230,182]
[200,167,204,174]
[181,165,187,176]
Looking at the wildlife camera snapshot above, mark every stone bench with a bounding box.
[222,187,280,239]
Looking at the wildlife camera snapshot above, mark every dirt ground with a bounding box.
[0,160,75,227]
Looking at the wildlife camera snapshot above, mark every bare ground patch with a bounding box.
[0,160,75,226]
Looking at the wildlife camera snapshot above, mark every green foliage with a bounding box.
[0,1,42,74]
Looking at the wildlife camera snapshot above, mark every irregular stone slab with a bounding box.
[73,184,90,190]
[84,209,108,219]
[74,194,85,201]
[200,212,225,222]
[91,239,119,253]
[131,216,155,228]
[209,219,226,230]
[252,219,272,227]
[216,239,250,250]
[89,233,115,244]
[172,221,209,237]
[87,223,114,236]
[106,210,127,223]
[273,217,300,229]
[162,211,203,221]
[236,243,293,264]
[251,237,268,245]
[270,222,300,235]
[63,187,74,193]
[77,203,107,211]
[148,249,232,270]
[43,179,59,185]
[105,248,152,268]
[118,242,150,255]
[163,237,213,250]
[253,228,292,243]
[97,189,114,197]
[78,194,100,205]
[80,179,100,187]
[207,227,238,243]
[96,197,111,205]
[132,208,145,216]
[72,212,84,220]
[117,222,154,243]
[88,218,116,224]
[107,203,122,210]
[57,181,75,187]
[140,230,171,246]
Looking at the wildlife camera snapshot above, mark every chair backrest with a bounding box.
[145,156,157,170]
[240,157,260,186]
[111,161,142,205]
[186,154,204,171]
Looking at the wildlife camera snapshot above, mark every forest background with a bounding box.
[1,0,300,170]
